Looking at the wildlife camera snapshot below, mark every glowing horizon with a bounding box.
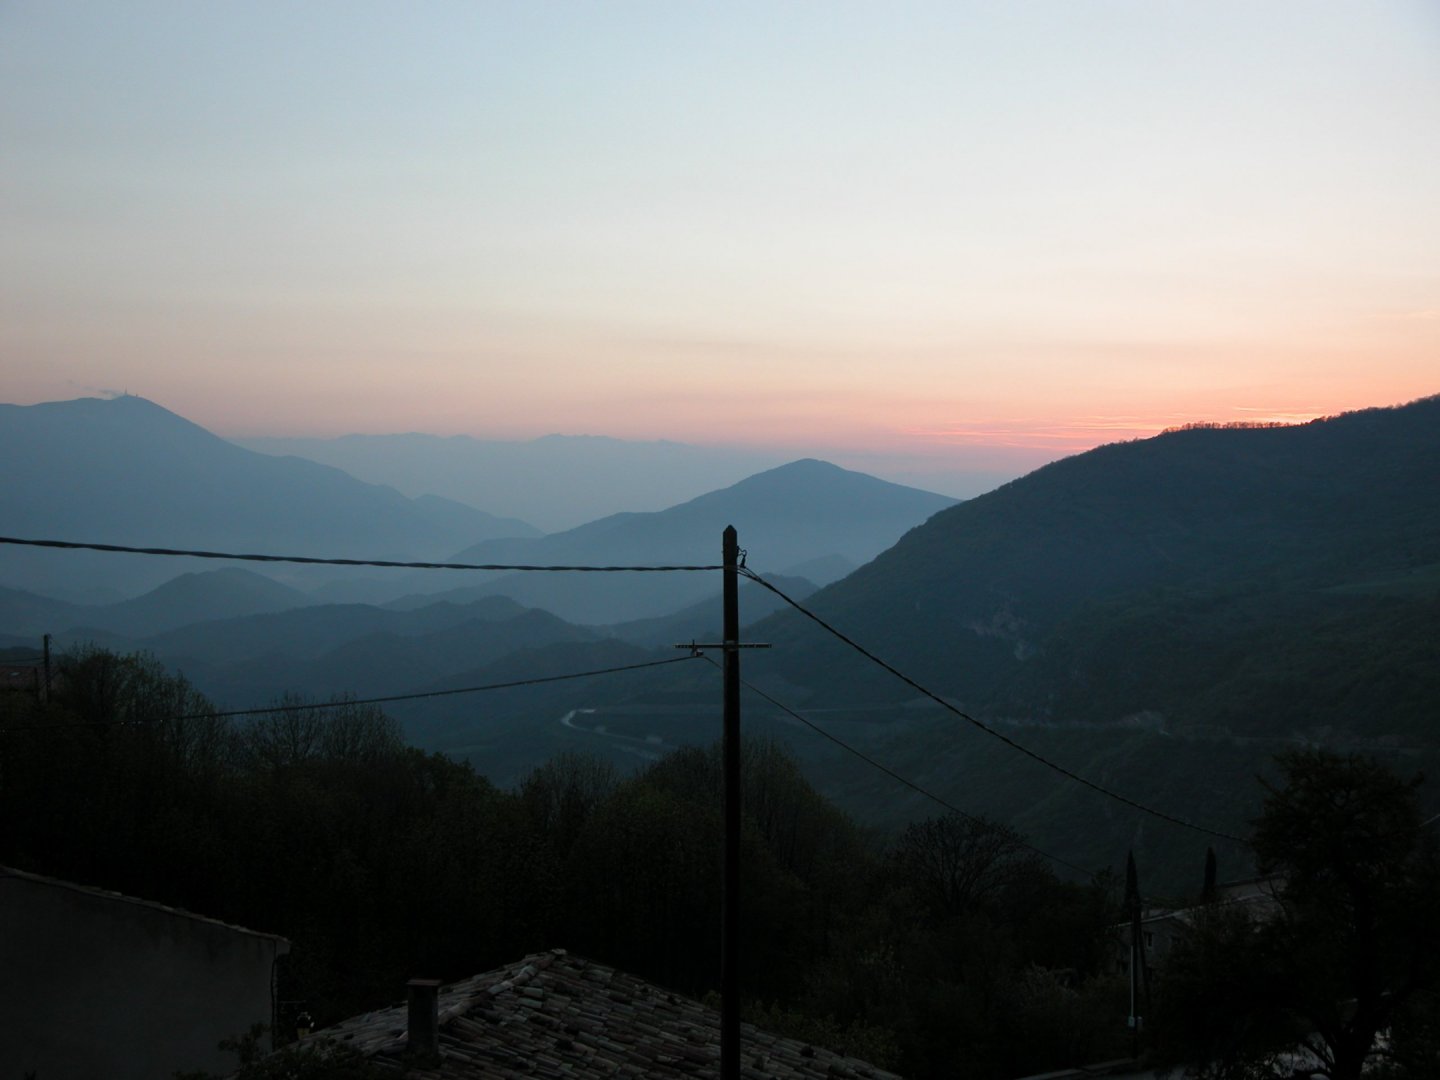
[2,1,1436,491]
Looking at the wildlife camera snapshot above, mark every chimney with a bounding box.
[407,978,442,1059]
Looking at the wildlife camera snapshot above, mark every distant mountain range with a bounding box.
[390,397,1440,889]
[234,431,789,533]
[1,396,954,618]
[0,396,538,600]
[420,459,956,623]
[0,571,601,709]
[9,391,1436,891]
[0,394,957,714]
[0,568,308,639]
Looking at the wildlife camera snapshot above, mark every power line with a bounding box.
[697,653,1095,878]
[2,532,1244,843]
[739,567,1247,844]
[0,654,702,732]
[0,536,722,573]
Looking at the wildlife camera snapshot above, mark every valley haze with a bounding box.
[2,390,1436,894]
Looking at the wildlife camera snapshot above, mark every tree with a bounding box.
[1153,750,1440,1080]
[889,812,1040,919]
[519,750,618,859]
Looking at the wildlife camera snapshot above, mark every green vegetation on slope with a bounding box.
[3,647,1132,1079]
[757,397,1440,742]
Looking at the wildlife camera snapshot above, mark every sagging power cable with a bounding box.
[739,567,1246,844]
[0,536,722,573]
[0,654,702,731]
[697,653,1094,877]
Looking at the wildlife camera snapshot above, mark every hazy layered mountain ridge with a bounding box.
[0,583,597,711]
[0,396,540,600]
[0,394,957,721]
[235,431,789,533]
[432,459,958,623]
[0,568,308,639]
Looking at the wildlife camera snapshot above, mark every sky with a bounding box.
[3,1,1438,496]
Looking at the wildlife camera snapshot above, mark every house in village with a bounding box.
[0,864,290,1080]
[0,661,43,696]
[301,947,902,1080]
[1117,876,1282,975]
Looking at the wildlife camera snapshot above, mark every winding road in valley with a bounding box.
[558,707,671,761]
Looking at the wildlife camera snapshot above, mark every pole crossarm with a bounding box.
[672,641,772,653]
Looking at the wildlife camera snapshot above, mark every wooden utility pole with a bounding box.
[721,525,741,1080]
[1125,850,1147,1057]
[41,633,52,703]
[673,527,769,1080]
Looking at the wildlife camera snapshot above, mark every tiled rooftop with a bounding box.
[314,948,903,1080]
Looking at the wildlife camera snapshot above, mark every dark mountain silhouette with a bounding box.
[139,594,531,666]
[606,574,819,648]
[0,395,539,599]
[165,603,600,707]
[0,587,88,639]
[0,568,308,638]
[106,568,309,636]
[750,397,1440,747]
[778,554,857,586]
[19,592,595,709]
[432,459,956,623]
[451,396,1430,888]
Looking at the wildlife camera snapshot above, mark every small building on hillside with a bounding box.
[305,947,902,1079]
[0,864,290,1080]
[0,662,42,695]
[1116,876,1283,975]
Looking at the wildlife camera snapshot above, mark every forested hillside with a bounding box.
[754,398,1440,741]
[0,648,1128,1079]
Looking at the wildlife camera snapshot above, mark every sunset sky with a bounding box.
[3,1,1437,495]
